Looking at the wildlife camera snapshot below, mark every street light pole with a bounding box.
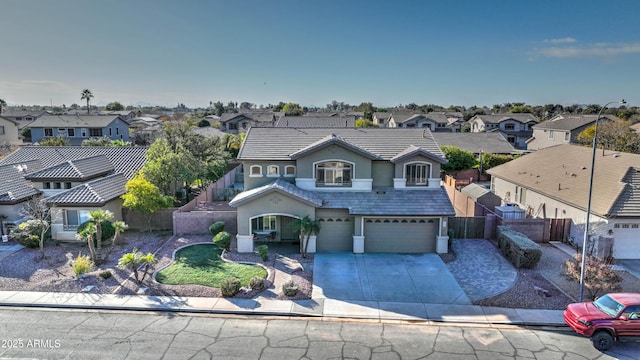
[579,99,626,302]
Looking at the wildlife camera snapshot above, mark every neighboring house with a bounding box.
[372,112,392,127]
[274,115,357,128]
[487,144,640,259]
[431,132,518,155]
[218,112,279,133]
[387,112,465,132]
[526,114,619,151]
[0,116,22,146]
[99,110,136,121]
[0,146,148,240]
[0,109,49,123]
[190,126,227,139]
[467,113,537,149]
[27,115,131,145]
[229,127,455,254]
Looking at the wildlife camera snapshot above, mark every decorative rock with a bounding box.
[137,287,148,295]
[81,285,96,293]
[534,285,550,297]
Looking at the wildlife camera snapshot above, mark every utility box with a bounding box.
[495,205,525,219]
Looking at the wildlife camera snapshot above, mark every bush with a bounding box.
[282,280,298,297]
[209,221,225,236]
[213,231,231,250]
[564,253,622,300]
[256,244,269,261]
[249,276,265,291]
[220,277,241,297]
[77,220,115,242]
[99,270,112,280]
[197,119,211,127]
[19,234,41,249]
[71,253,94,277]
[496,226,542,269]
[10,220,50,248]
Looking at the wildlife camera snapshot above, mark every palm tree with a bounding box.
[289,215,321,258]
[107,220,129,259]
[76,222,97,263]
[89,209,114,263]
[80,89,94,114]
[117,249,157,283]
[0,98,6,114]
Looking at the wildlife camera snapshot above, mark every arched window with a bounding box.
[284,165,296,177]
[405,162,430,186]
[249,165,262,177]
[267,165,279,177]
[315,161,352,187]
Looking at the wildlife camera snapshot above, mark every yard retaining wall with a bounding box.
[173,210,237,235]
[500,218,547,243]
[123,208,176,231]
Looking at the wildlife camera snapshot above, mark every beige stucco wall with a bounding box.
[528,129,569,150]
[295,144,372,179]
[235,192,315,234]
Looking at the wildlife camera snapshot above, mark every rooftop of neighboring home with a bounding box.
[26,114,130,128]
[0,109,49,118]
[274,115,356,128]
[0,159,43,204]
[391,112,464,124]
[219,111,279,124]
[46,173,129,206]
[24,154,114,181]
[469,113,537,124]
[238,127,445,161]
[0,146,149,179]
[190,126,227,138]
[487,144,640,218]
[431,132,518,154]
[533,114,620,131]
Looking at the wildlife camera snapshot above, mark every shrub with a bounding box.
[10,220,51,248]
[71,253,94,277]
[213,231,231,250]
[99,270,113,280]
[209,221,225,236]
[19,234,41,249]
[496,226,542,269]
[197,119,211,127]
[77,220,115,242]
[220,277,241,297]
[282,280,298,297]
[256,244,269,261]
[249,276,265,291]
[564,253,622,300]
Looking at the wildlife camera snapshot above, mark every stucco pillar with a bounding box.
[236,235,254,253]
[302,235,317,254]
[353,235,364,253]
[436,235,449,254]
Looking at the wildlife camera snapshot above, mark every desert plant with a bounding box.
[99,270,113,280]
[249,276,265,291]
[213,231,231,250]
[220,277,241,297]
[77,220,115,242]
[564,253,623,300]
[71,253,94,277]
[117,248,158,283]
[209,221,225,236]
[282,280,298,297]
[256,244,269,261]
[289,215,321,258]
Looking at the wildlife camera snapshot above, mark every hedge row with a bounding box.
[496,226,542,269]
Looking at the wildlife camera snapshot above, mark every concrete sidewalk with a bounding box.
[0,290,565,326]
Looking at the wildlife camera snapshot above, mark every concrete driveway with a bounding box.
[313,253,470,305]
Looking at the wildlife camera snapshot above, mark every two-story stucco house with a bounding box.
[488,144,640,259]
[387,112,465,132]
[526,114,619,151]
[229,127,456,254]
[218,112,280,133]
[467,113,537,149]
[27,115,131,145]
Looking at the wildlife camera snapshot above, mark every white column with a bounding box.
[436,236,449,254]
[236,235,254,253]
[353,235,364,253]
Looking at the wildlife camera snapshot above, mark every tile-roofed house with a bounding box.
[0,109,49,125]
[0,159,43,236]
[0,146,149,240]
[218,112,280,134]
[388,112,465,132]
[487,144,640,259]
[431,132,518,155]
[526,114,619,151]
[26,114,131,145]
[467,113,537,149]
[230,127,455,255]
[274,115,356,128]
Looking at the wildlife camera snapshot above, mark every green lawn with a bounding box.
[155,244,267,287]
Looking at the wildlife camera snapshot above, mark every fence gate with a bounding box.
[448,217,485,238]
[549,218,571,242]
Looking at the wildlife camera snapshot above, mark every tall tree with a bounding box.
[282,103,304,116]
[105,101,124,111]
[121,173,173,232]
[80,89,94,114]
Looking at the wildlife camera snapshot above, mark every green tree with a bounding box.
[509,105,533,113]
[121,173,173,232]
[282,102,304,116]
[356,102,376,120]
[212,101,225,116]
[577,119,640,154]
[142,137,197,196]
[40,136,68,146]
[80,89,94,114]
[105,101,124,111]
[289,215,321,258]
[118,248,158,283]
[107,220,129,259]
[480,153,520,173]
[354,118,379,128]
[440,145,477,172]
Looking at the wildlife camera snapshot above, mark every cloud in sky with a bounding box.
[531,41,640,59]
[543,37,577,44]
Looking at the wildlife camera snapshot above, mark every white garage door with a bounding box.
[364,218,438,253]
[613,223,640,259]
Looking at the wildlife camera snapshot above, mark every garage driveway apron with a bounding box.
[313,253,471,304]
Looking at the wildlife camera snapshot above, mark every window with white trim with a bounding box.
[315,161,352,187]
[405,163,430,186]
[64,209,91,230]
[251,215,276,231]
[267,165,279,177]
[44,128,53,137]
[284,165,296,177]
[249,165,262,177]
[564,132,570,141]
[504,124,515,131]
[548,130,554,140]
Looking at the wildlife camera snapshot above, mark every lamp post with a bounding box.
[579,99,626,302]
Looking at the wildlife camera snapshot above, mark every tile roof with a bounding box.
[229,179,322,207]
[24,154,114,181]
[45,173,128,206]
[431,132,517,154]
[390,145,447,164]
[289,133,382,160]
[190,127,227,138]
[532,114,619,131]
[26,115,126,128]
[0,146,149,179]
[274,116,356,128]
[238,127,445,161]
[0,160,42,204]
[487,144,640,218]
[470,113,537,124]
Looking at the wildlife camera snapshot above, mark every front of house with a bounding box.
[229,128,456,254]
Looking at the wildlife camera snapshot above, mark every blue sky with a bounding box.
[1,0,638,108]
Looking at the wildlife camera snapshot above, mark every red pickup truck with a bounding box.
[564,293,640,351]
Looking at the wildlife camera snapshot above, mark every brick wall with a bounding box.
[123,208,175,231]
[173,210,237,235]
[501,218,547,243]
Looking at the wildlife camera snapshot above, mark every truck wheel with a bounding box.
[591,331,614,351]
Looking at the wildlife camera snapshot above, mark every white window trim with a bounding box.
[403,161,432,186]
[267,165,280,177]
[548,130,554,140]
[249,165,263,177]
[284,165,296,177]
[313,159,355,186]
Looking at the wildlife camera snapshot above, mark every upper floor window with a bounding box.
[89,128,102,137]
[316,161,352,187]
[284,165,296,177]
[43,182,51,189]
[249,165,262,177]
[504,124,515,131]
[44,128,53,137]
[267,165,279,177]
[228,123,238,130]
[405,163,430,186]
[548,130,554,140]
[65,182,72,189]
[507,136,516,144]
